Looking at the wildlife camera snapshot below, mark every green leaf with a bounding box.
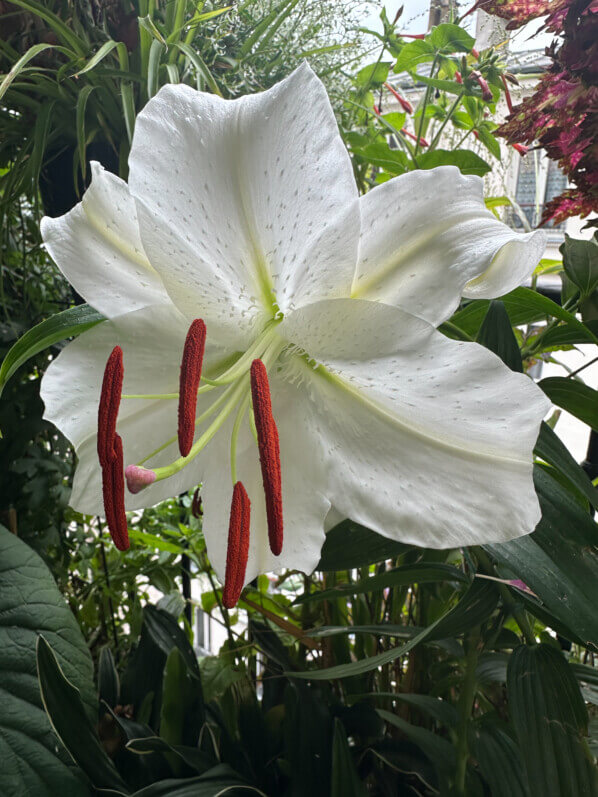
[123,764,264,796]
[416,148,491,176]
[126,736,213,773]
[316,520,407,571]
[6,0,86,54]
[143,605,201,681]
[477,300,523,371]
[539,376,598,431]
[393,40,435,73]
[561,234,598,298]
[0,527,96,796]
[476,124,501,160]
[289,581,497,679]
[147,39,165,98]
[428,23,475,52]
[76,85,95,181]
[0,43,57,100]
[173,42,221,96]
[470,722,530,797]
[37,637,128,792]
[355,61,390,87]
[296,563,467,604]
[75,39,120,76]
[378,710,456,777]
[98,646,120,709]
[331,719,367,797]
[507,644,598,796]
[487,467,598,649]
[350,693,459,726]
[0,304,105,399]
[352,141,408,175]
[534,421,598,510]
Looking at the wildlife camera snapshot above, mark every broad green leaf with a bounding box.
[488,467,598,649]
[355,61,390,87]
[534,421,598,510]
[37,637,127,792]
[561,234,598,298]
[331,719,367,797]
[416,148,491,176]
[289,581,497,679]
[126,736,213,773]
[143,605,201,681]
[393,40,435,73]
[316,520,407,571]
[349,693,459,727]
[98,646,119,709]
[449,287,597,341]
[470,722,530,797]
[428,23,475,52]
[507,644,597,796]
[0,304,105,399]
[476,124,501,160]
[123,764,265,796]
[147,39,165,98]
[415,74,469,96]
[352,141,408,174]
[296,563,467,604]
[378,710,456,776]
[477,300,523,371]
[540,376,598,431]
[0,527,95,796]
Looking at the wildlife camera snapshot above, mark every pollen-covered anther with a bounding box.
[98,346,124,468]
[250,359,283,556]
[125,464,156,494]
[222,481,251,609]
[178,319,206,458]
[102,433,129,551]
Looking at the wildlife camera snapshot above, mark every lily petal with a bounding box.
[352,167,545,326]
[41,305,224,515]
[41,162,171,319]
[128,63,360,344]
[279,298,549,548]
[200,377,331,586]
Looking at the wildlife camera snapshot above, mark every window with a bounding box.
[511,150,568,230]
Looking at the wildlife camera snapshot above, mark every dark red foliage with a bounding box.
[479,0,598,224]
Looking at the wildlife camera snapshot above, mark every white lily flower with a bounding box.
[40,64,549,593]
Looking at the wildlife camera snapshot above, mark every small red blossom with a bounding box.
[384,82,414,113]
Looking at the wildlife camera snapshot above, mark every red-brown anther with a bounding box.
[178,319,206,458]
[191,488,203,518]
[222,481,251,609]
[250,359,283,556]
[98,346,123,469]
[102,433,129,551]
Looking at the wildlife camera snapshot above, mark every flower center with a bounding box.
[97,318,287,604]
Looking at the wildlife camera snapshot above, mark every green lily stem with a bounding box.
[454,628,481,796]
[415,55,438,157]
[429,90,465,150]
[474,547,537,645]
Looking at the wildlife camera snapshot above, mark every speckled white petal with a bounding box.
[200,376,330,586]
[40,304,227,516]
[279,298,549,548]
[128,63,359,345]
[40,162,171,319]
[352,167,546,326]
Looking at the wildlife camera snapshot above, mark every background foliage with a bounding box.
[1,1,597,795]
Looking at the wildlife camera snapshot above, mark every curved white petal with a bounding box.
[200,376,330,586]
[279,298,549,548]
[40,162,171,319]
[128,63,360,346]
[352,167,546,326]
[40,304,227,516]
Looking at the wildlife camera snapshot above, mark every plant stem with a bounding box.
[454,628,480,796]
[430,90,465,150]
[415,55,438,156]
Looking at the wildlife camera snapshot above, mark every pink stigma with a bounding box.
[125,465,157,494]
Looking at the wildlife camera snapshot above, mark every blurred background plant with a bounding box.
[1,1,598,795]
